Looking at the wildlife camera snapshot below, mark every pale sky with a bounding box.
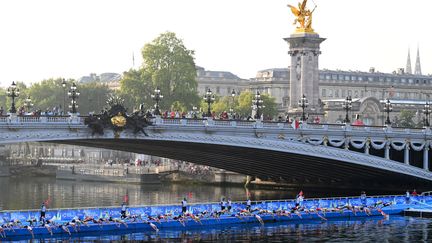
[0,0,430,87]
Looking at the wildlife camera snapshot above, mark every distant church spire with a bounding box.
[415,46,422,75]
[406,49,412,74]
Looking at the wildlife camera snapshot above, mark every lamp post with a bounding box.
[7,81,20,113]
[151,86,163,116]
[203,88,215,117]
[343,96,352,123]
[298,94,308,122]
[424,101,431,127]
[24,96,33,113]
[384,98,392,126]
[68,82,80,114]
[230,89,236,114]
[61,79,67,115]
[252,90,264,120]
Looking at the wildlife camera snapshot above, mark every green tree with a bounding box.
[396,109,416,128]
[120,32,200,112]
[209,91,278,119]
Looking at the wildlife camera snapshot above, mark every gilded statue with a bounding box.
[288,0,316,33]
[111,112,127,127]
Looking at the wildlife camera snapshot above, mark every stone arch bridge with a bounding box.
[1,115,432,190]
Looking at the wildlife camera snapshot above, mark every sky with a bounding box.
[0,0,431,87]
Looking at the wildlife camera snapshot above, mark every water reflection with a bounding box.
[25,216,432,242]
[0,177,303,210]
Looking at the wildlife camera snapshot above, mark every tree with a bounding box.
[396,109,416,128]
[119,32,200,112]
[210,91,278,119]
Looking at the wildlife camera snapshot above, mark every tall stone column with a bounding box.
[284,33,325,113]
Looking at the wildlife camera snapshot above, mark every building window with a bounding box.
[386,77,392,82]
[358,76,363,81]
[322,89,327,97]
[342,90,346,97]
[368,77,374,82]
[348,90,352,96]
[338,75,344,80]
[354,90,359,98]
[328,89,333,97]
[379,77,384,82]
[351,76,357,81]
[361,90,364,97]
[335,90,339,98]
[319,74,324,80]
[345,76,350,81]
[332,74,337,80]
[401,78,406,83]
[326,75,331,80]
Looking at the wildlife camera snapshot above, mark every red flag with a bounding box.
[123,194,129,203]
[188,192,193,199]
[44,197,51,207]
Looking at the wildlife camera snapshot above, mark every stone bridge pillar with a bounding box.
[364,139,370,155]
[424,145,430,170]
[404,144,410,165]
[385,141,390,160]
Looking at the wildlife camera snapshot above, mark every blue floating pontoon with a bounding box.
[0,194,430,241]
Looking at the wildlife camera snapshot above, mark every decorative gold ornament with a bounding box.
[288,0,316,34]
[111,112,126,127]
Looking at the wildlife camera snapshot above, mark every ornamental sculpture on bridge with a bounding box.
[288,0,316,33]
[84,95,152,137]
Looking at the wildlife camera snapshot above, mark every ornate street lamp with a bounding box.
[61,78,67,115]
[203,88,215,117]
[423,101,431,127]
[343,96,352,123]
[24,96,34,113]
[384,98,392,126]
[252,90,265,120]
[7,81,20,113]
[230,89,236,115]
[298,94,308,122]
[151,87,163,116]
[68,82,80,114]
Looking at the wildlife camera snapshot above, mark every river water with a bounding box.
[1,176,430,242]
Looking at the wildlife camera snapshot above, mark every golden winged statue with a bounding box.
[288,0,316,33]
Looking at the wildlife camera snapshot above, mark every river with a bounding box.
[1,176,430,241]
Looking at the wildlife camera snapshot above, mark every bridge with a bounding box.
[0,114,431,190]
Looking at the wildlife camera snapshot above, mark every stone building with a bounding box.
[196,47,432,126]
